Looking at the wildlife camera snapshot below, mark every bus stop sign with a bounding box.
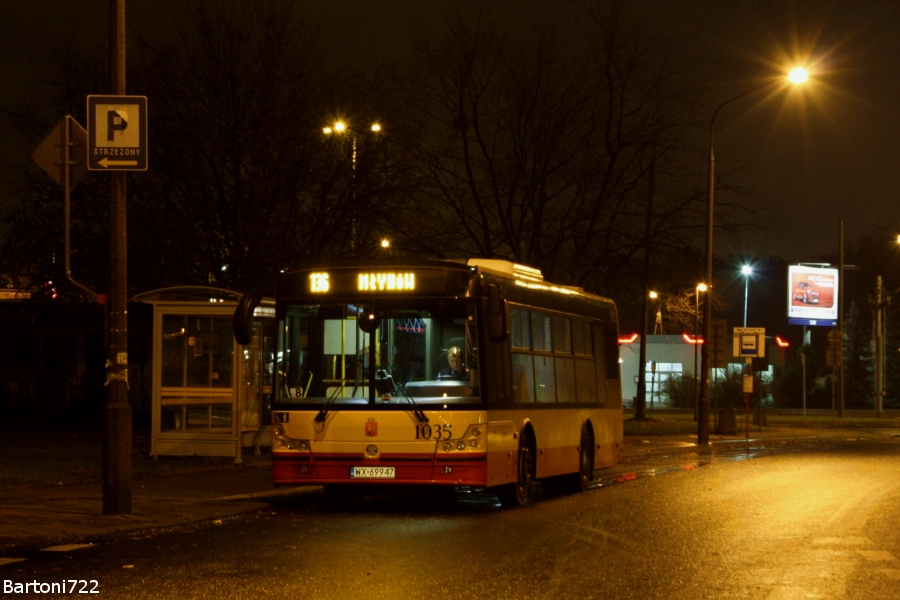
[86,95,148,171]
[733,327,765,358]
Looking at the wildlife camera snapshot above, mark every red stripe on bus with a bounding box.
[272,456,487,487]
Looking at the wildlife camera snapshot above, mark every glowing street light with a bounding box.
[698,67,810,444]
[741,265,753,327]
[788,67,809,85]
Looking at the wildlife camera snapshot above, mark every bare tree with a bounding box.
[129,1,375,290]
[397,1,707,297]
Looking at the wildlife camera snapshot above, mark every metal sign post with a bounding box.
[734,327,765,441]
[32,115,98,298]
[99,0,133,516]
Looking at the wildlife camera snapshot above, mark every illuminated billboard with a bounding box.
[787,265,838,326]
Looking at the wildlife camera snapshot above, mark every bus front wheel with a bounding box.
[499,433,534,508]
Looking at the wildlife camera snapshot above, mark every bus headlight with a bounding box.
[443,442,453,452]
[272,427,309,452]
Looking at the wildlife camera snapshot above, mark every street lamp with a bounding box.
[698,68,809,444]
[741,265,753,327]
[323,120,383,255]
[636,289,659,420]
[694,283,707,420]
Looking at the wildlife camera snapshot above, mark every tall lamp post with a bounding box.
[636,290,658,421]
[698,67,809,445]
[694,283,707,420]
[323,120,383,255]
[741,265,753,327]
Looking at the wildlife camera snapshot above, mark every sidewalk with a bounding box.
[1,423,898,553]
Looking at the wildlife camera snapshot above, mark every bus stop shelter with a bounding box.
[135,287,274,462]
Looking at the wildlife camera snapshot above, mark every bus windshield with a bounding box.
[275,299,481,409]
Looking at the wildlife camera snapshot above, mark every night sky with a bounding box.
[3,0,900,264]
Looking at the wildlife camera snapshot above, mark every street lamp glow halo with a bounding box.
[788,67,809,85]
[697,283,708,292]
[742,265,753,275]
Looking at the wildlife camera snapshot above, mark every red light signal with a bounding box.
[682,333,704,344]
[618,332,638,345]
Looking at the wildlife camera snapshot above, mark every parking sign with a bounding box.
[87,95,148,171]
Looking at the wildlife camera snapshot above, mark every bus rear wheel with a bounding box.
[566,426,594,493]
[499,433,534,508]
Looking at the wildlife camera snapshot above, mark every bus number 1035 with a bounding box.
[415,422,452,440]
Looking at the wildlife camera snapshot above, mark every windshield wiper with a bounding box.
[395,382,429,423]
[380,362,429,423]
[314,381,350,423]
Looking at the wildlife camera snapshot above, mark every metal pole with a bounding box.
[745,359,751,441]
[699,127,715,446]
[700,79,782,446]
[743,275,749,327]
[63,116,99,299]
[635,293,650,420]
[694,289,699,421]
[838,221,845,417]
[801,352,806,417]
[876,275,884,416]
[635,159,655,421]
[103,0,132,515]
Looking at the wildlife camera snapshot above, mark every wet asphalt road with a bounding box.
[2,439,899,599]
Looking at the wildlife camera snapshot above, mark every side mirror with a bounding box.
[486,284,508,342]
[233,286,266,345]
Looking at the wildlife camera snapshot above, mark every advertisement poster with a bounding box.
[787,265,839,325]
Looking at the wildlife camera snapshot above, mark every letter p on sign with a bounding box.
[107,109,128,141]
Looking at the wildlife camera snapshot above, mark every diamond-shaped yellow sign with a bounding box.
[31,115,88,191]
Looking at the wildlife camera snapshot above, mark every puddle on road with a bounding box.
[594,441,833,489]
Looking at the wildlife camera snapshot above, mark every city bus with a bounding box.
[233,259,623,506]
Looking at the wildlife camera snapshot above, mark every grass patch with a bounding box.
[765,414,900,430]
[624,409,900,436]
[624,412,697,436]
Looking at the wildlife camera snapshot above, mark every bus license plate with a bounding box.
[350,466,395,479]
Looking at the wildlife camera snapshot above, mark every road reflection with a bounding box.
[269,439,847,515]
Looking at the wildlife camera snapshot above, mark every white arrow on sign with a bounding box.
[98,158,139,168]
